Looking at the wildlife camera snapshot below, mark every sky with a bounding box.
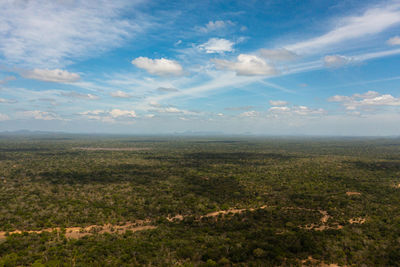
[1,0,400,135]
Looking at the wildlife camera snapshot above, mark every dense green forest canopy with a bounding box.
[0,135,400,266]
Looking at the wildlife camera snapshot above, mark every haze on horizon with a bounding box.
[1,0,400,135]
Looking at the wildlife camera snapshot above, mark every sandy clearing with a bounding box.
[167,205,270,222]
[346,191,361,196]
[301,256,343,267]
[349,217,366,224]
[73,147,150,151]
[1,205,366,240]
[0,221,156,240]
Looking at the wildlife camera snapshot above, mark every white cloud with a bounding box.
[212,54,277,76]
[387,36,400,45]
[286,3,400,53]
[293,106,325,115]
[0,0,144,67]
[0,76,16,85]
[259,48,297,61]
[80,109,136,123]
[329,91,400,110]
[109,109,136,118]
[60,91,99,100]
[19,110,61,120]
[0,98,17,104]
[324,55,353,67]
[198,38,234,54]
[163,107,181,113]
[268,106,291,113]
[110,90,132,98]
[0,113,10,121]
[22,69,80,83]
[149,101,162,107]
[239,110,258,117]
[268,105,324,116]
[132,57,183,76]
[269,100,288,106]
[197,20,234,33]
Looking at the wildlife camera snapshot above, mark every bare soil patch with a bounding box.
[349,217,366,224]
[0,221,156,240]
[1,205,366,240]
[346,191,361,196]
[301,256,343,267]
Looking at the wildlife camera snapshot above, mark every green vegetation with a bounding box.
[1,135,400,266]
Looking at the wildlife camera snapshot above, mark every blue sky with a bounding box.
[1,0,400,135]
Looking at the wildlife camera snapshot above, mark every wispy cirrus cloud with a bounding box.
[0,76,16,85]
[0,98,17,104]
[259,48,298,62]
[0,0,147,68]
[60,91,99,100]
[285,3,400,54]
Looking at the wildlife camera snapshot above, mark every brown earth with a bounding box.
[1,205,365,240]
[0,221,156,240]
[346,191,361,196]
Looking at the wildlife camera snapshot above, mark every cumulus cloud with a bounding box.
[268,105,324,116]
[131,57,183,76]
[21,69,80,83]
[80,109,136,123]
[0,0,144,67]
[198,38,234,54]
[196,20,234,33]
[387,36,400,45]
[259,48,297,61]
[109,109,136,118]
[60,91,99,100]
[269,100,288,106]
[0,113,10,121]
[292,106,325,115]
[110,90,132,98]
[268,106,291,113]
[19,110,61,120]
[212,54,277,76]
[239,110,258,117]
[149,104,197,115]
[324,55,353,67]
[329,91,400,110]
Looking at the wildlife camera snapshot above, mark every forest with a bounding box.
[0,135,400,266]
